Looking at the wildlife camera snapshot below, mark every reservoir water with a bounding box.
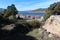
[20,11,45,16]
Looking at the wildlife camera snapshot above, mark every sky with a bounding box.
[0,0,60,11]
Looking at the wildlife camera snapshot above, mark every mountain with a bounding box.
[31,8,47,13]
[0,8,4,12]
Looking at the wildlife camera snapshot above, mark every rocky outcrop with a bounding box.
[43,15,60,37]
[2,24,16,30]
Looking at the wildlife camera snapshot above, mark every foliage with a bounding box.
[3,4,18,19]
[43,10,51,22]
[48,2,60,15]
[28,21,41,29]
[0,12,5,27]
[43,2,60,22]
[15,20,41,31]
[0,4,18,28]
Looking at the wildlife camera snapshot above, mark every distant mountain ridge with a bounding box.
[0,8,4,12]
[0,8,46,13]
[32,8,47,13]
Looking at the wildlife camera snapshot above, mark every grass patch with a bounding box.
[26,29,41,40]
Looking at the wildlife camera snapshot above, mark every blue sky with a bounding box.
[0,0,60,11]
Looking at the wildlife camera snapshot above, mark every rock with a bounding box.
[43,15,60,37]
[48,34,53,37]
[2,24,16,30]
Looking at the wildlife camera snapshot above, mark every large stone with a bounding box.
[2,24,15,30]
[43,15,60,37]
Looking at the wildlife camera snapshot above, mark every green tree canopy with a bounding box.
[3,4,18,18]
[43,2,60,22]
[48,2,60,15]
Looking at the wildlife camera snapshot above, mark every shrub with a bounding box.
[43,10,51,22]
[28,20,41,29]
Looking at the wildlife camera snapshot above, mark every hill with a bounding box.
[32,8,47,13]
[0,8,4,12]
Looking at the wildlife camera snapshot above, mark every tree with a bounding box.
[0,12,5,27]
[43,10,51,22]
[43,2,60,22]
[3,4,18,19]
[48,2,60,15]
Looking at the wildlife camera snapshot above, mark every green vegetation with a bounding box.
[43,10,51,22]
[0,4,18,27]
[48,2,60,15]
[43,2,60,22]
[27,29,39,39]
[28,21,41,29]
[0,2,60,40]
[15,20,41,31]
[2,4,18,20]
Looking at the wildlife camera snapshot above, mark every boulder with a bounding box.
[43,15,60,37]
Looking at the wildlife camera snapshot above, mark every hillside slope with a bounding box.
[32,8,47,12]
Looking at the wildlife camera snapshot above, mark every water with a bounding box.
[20,11,45,16]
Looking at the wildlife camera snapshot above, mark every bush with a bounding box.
[48,2,60,15]
[8,15,17,23]
[43,10,51,22]
[28,20,41,29]
[14,20,41,34]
